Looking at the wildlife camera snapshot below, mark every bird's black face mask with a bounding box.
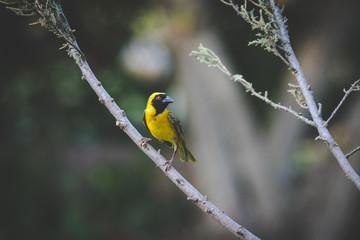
[152,94,174,116]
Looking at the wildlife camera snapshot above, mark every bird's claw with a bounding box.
[140,137,152,146]
[163,160,173,172]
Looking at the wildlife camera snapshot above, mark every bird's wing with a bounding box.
[168,111,196,162]
[142,110,149,131]
[168,112,185,137]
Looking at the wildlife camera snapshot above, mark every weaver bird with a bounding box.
[142,92,196,171]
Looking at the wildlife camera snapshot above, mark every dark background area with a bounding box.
[1,0,360,239]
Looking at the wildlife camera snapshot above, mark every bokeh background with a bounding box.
[1,0,360,239]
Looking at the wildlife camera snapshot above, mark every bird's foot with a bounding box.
[140,137,152,146]
[163,159,173,172]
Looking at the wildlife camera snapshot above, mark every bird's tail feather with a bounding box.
[178,143,196,162]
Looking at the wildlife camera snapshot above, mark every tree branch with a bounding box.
[346,146,360,159]
[269,0,360,190]
[324,79,360,127]
[227,0,290,66]
[216,0,360,191]
[0,1,260,239]
[190,44,315,127]
[68,41,260,240]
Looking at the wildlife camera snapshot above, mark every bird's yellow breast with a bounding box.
[145,108,177,145]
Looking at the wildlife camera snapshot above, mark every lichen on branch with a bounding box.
[221,0,288,65]
[2,0,83,58]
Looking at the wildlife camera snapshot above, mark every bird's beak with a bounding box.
[163,95,174,104]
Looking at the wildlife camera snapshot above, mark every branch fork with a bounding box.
[190,0,360,191]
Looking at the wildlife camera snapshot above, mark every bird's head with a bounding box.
[147,92,174,115]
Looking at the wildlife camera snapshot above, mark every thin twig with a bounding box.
[220,0,232,6]
[270,41,290,65]
[230,72,314,126]
[34,0,84,59]
[228,0,290,66]
[346,146,360,159]
[324,79,360,127]
[317,103,322,117]
[190,45,315,126]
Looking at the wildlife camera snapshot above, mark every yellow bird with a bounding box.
[142,92,196,170]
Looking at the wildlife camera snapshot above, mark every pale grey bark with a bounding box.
[269,0,360,191]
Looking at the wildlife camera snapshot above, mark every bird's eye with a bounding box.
[156,96,162,100]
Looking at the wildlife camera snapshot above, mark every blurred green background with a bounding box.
[1,0,360,239]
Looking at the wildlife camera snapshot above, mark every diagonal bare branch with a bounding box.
[269,0,360,191]
[218,0,360,191]
[67,40,260,240]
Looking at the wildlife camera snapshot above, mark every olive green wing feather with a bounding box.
[142,111,149,131]
[168,112,196,162]
[168,112,184,137]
